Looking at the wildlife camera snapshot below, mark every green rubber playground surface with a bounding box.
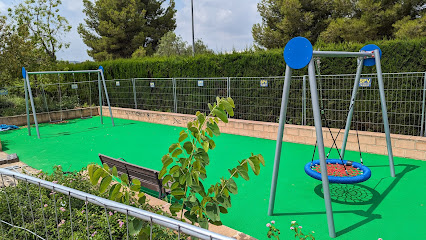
[1,116,425,239]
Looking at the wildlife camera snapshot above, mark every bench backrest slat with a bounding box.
[98,154,165,197]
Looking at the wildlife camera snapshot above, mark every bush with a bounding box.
[0,166,179,239]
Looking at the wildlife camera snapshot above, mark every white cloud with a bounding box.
[63,0,84,12]
[175,0,261,52]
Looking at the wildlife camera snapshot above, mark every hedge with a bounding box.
[64,38,426,78]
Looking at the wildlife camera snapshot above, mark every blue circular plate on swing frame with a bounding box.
[283,37,313,70]
[22,67,27,78]
[360,44,382,67]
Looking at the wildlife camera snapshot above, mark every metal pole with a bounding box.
[302,75,307,125]
[132,78,137,109]
[375,49,395,177]
[308,59,336,238]
[23,79,31,136]
[98,73,103,124]
[173,78,177,113]
[227,77,231,98]
[421,72,426,136]
[268,65,292,216]
[25,72,41,139]
[99,70,115,126]
[191,0,195,57]
[340,58,364,158]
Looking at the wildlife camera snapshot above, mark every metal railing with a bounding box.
[3,72,426,136]
[0,168,234,240]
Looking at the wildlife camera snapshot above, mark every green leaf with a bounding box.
[88,164,96,179]
[179,174,186,185]
[248,156,261,175]
[129,218,143,235]
[188,126,198,133]
[208,103,213,111]
[219,206,228,214]
[258,154,265,166]
[131,179,140,186]
[103,163,110,171]
[138,193,146,204]
[158,168,167,179]
[169,165,180,174]
[120,174,129,185]
[170,181,180,190]
[205,202,220,222]
[207,122,220,136]
[162,175,172,186]
[130,184,141,191]
[109,184,121,200]
[186,173,193,186]
[161,154,170,163]
[99,176,112,193]
[209,220,223,226]
[206,127,213,137]
[170,202,183,215]
[91,168,103,185]
[183,141,193,154]
[226,178,238,194]
[227,97,235,108]
[163,157,173,168]
[178,133,188,142]
[111,166,118,177]
[172,149,183,158]
[212,108,228,123]
[197,113,206,125]
[221,100,234,117]
[202,141,209,152]
[169,143,178,153]
[208,139,216,149]
[199,218,209,229]
[171,189,185,197]
[236,166,250,180]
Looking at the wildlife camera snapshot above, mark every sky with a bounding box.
[0,0,262,62]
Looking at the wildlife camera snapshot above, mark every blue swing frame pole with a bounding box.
[268,65,292,216]
[375,49,395,177]
[340,58,364,159]
[308,59,336,238]
[23,76,31,136]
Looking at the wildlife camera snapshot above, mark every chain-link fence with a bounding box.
[4,72,426,136]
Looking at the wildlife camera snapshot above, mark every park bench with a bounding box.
[98,154,169,199]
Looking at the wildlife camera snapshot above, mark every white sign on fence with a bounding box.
[116,81,120,86]
[71,84,78,89]
[150,82,155,88]
[198,80,204,87]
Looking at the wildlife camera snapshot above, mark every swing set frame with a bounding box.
[268,37,395,238]
[22,66,115,139]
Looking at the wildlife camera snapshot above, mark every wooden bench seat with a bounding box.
[98,154,169,199]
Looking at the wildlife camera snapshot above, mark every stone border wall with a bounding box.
[0,107,99,126]
[102,106,426,161]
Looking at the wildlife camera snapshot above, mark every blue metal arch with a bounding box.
[304,159,371,184]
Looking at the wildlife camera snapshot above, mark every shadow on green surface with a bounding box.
[32,122,136,139]
[273,163,419,237]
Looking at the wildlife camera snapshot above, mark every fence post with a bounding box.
[173,78,177,113]
[227,77,231,98]
[421,72,426,136]
[132,78,137,109]
[302,75,307,125]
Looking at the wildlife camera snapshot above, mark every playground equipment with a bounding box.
[22,66,115,139]
[268,37,395,238]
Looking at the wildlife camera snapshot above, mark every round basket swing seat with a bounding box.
[304,159,371,184]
